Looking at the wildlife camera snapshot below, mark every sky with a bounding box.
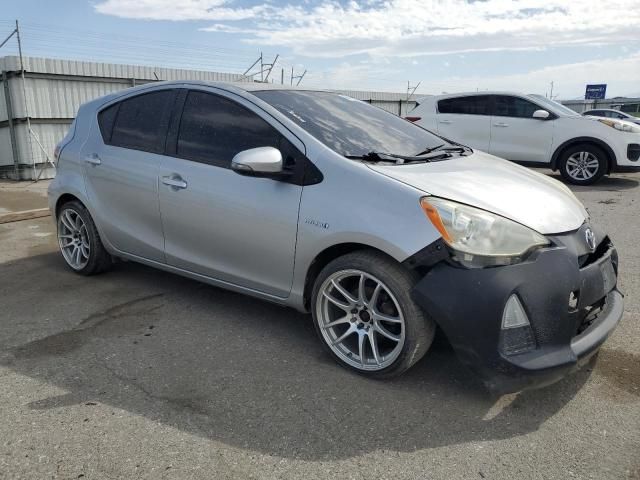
[2,0,640,99]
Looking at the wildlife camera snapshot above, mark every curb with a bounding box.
[0,208,51,224]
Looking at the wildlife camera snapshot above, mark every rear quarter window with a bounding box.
[438,96,491,115]
[97,103,119,143]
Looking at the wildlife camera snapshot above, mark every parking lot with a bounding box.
[0,172,639,479]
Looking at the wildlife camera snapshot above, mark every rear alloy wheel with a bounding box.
[311,250,435,378]
[559,144,607,185]
[57,201,111,275]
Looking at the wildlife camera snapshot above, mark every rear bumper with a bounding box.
[412,230,622,393]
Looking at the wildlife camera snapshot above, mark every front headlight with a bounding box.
[597,118,640,134]
[420,197,549,267]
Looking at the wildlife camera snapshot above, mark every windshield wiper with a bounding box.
[345,150,451,164]
[413,144,445,156]
[414,144,472,156]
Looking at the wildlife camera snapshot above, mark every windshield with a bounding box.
[528,94,580,117]
[253,90,448,157]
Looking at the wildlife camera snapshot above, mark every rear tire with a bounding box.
[311,250,435,378]
[57,200,111,275]
[559,143,607,185]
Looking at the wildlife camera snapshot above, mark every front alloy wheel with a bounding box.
[317,270,406,371]
[311,250,435,378]
[559,144,607,185]
[565,151,600,182]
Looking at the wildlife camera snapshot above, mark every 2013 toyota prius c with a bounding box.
[48,81,623,392]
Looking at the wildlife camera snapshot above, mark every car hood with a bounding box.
[368,151,588,234]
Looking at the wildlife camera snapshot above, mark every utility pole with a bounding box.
[262,54,278,82]
[407,80,421,101]
[549,81,554,100]
[243,52,279,83]
[291,68,306,87]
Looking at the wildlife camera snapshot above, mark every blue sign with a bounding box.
[585,84,607,100]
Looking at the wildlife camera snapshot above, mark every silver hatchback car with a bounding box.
[48,81,623,392]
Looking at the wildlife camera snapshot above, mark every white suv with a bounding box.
[407,92,640,185]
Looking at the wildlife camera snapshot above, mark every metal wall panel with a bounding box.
[0,78,7,122]
[0,122,71,168]
[0,126,12,167]
[10,76,131,119]
[0,56,247,83]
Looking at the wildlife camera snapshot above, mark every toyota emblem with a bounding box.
[584,227,596,252]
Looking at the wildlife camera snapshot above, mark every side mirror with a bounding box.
[231,147,283,176]
[532,109,550,120]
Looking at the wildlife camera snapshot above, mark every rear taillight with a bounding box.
[405,116,421,122]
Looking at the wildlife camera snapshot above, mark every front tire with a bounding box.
[559,143,607,185]
[311,250,435,378]
[57,200,111,275]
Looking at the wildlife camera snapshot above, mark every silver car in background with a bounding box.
[48,81,623,392]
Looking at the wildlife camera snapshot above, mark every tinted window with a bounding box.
[586,110,605,117]
[110,90,174,154]
[438,96,491,115]
[493,96,539,118]
[177,91,279,167]
[254,90,446,157]
[98,103,119,143]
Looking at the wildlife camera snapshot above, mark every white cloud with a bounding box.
[295,52,640,97]
[429,52,640,98]
[95,0,640,58]
[94,0,264,21]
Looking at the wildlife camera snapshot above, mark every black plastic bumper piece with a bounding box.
[412,235,622,393]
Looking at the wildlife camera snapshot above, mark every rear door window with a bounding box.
[176,90,280,168]
[492,95,540,118]
[109,90,175,154]
[437,96,491,115]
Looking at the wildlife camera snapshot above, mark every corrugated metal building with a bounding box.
[0,55,418,180]
[0,56,249,180]
[561,97,640,115]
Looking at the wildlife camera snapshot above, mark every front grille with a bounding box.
[579,236,613,270]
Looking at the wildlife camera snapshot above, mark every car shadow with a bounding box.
[0,252,593,461]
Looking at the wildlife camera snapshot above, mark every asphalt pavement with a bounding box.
[0,172,638,479]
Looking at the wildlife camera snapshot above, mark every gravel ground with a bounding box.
[0,172,638,480]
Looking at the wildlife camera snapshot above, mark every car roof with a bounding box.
[584,108,623,113]
[427,91,537,100]
[85,80,330,111]
[138,79,327,94]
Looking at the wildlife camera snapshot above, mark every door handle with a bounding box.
[493,122,509,127]
[84,153,101,165]
[439,119,453,124]
[162,175,188,190]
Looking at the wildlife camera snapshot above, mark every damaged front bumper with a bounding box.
[411,225,623,393]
